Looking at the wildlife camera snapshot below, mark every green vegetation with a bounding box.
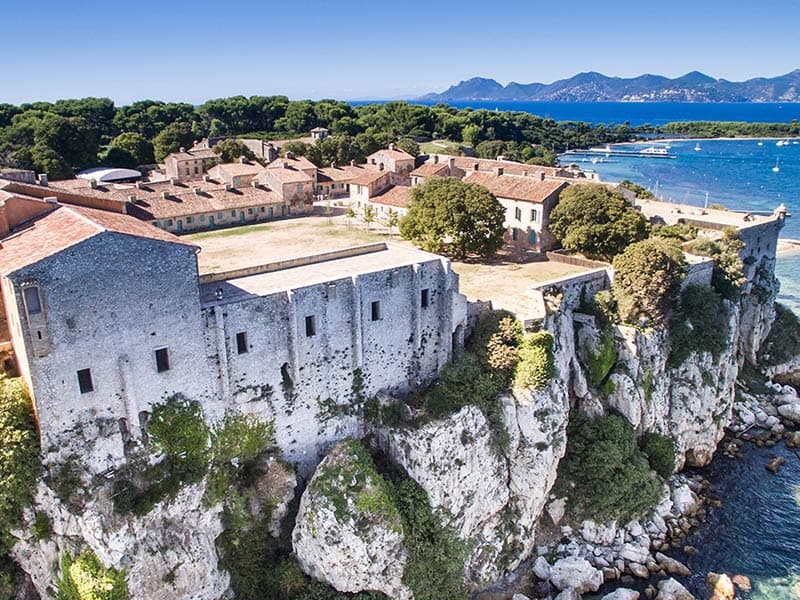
[639,432,676,479]
[619,179,656,200]
[213,138,256,163]
[0,377,41,600]
[549,184,650,261]
[669,285,729,367]
[56,550,128,600]
[653,120,800,138]
[392,478,467,600]
[758,303,800,367]
[399,177,506,258]
[683,228,746,300]
[554,413,663,522]
[0,96,633,179]
[584,331,617,389]
[102,132,154,168]
[415,312,554,451]
[612,238,686,327]
[651,223,698,241]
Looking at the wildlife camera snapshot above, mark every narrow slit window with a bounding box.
[236,331,248,354]
[23,286,42,315]
[514,206,522,221]
[371,301,381,321]
[77,368,93,393]
[305,315,316,337]
[155,347,170,372]
[421,288,430,309]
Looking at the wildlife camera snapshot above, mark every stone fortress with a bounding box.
[0,186,467,476]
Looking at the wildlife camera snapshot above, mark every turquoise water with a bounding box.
[565,138,800,313]
[677,442,800,599]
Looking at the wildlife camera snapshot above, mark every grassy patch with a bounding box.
[584,330,616,389]
[56,550,128,600]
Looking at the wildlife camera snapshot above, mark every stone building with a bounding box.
[165,147,219,181]
[366,144,415,174]
[0,193,468,474]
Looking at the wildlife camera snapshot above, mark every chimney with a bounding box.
[43,196,58,204]
[283,161,289,169]
[379,162,385,171]
[350,160,356,167]
[170,178,180,185]
[473,163,479,171]
[286,151,295,160]
[193,187,201,194]
[89,179,98,189]
[495,167,504,176]
[135,181,145,189]
[127,194,137,202]
[389,143,396,151]
[37,174,48,187]
[179,147,185,153]
[203,175,210,182]
[433,155,439,164]
[538,171,546,181]
[448,157,455,170]
[161,191,170,199]
[251,179,260,188]
[239,156,247,164]
[225,183,233,192]
[522,170,528,177]
[330,162,337,169]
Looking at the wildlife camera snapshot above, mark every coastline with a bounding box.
[621,136,800,143]
[777,239,800,255]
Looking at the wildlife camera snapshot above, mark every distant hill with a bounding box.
[419,70,800,103]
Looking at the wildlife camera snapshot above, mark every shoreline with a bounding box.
[622,136,800,143]
[777,239,800,256]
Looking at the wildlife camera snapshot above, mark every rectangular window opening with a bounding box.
[371,301,381,321]
[514,206,522,221]
[305,315,316,337]
[23,286,42,315]
[77,368,93,394]
[155,347,170,372]
[421,288,430,309]
[236,331,248,354]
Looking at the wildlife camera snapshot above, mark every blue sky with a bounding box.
[2,0,798,105]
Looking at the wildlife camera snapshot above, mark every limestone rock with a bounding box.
[547,497,568,526]
[533,555,551,581]
[628,561,650,578]
[549,556,603,593]
[671,485,700,517]
[655,552,691,577]
[656,577,695,600]
[512,595,532,600]
[602,589,641,600]
[777,402,800,423]
[292,440,411,599]
[706,572,735,600]
[555,589,580,600]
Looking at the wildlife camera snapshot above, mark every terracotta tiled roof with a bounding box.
[464,171,567,203]
[350,170,391,187]
[410,163,449,178]
[428,154,562,178]
[266,155,317,172]
[318,164,379,183]
[370,185,411,209]
[0,204,190,276]
[260,166,314,184]
[209,162,264,178]
[41,178,283,221]
[368,148,414,162]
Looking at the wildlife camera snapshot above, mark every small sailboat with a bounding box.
[757,141,764,146]
[694,142,702,151]
[772,158,780,173]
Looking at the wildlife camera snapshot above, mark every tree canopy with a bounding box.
[399,177,506,258]
[213,139,256,163]
[549,184,650,261]
[612,238,686,327]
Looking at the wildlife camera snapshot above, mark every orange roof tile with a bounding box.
[370,185,411,209]
[410,163,449,178]
[0,204,191,276]
[350,170,391,187]
[464,171,567,203]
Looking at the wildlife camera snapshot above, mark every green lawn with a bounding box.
[419,139,469,156]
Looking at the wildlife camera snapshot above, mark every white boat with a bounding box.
[694,143,702,151]
[640,146,669,156]
[757,141,764,146]
[773,158,780,173]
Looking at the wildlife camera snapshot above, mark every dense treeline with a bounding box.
[0,96,636,179]
[647,120,800,138]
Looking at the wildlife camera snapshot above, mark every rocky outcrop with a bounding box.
[12,481,229,600]
[292,440,411,599]
[656,578,695,600]
[548,556,603,593]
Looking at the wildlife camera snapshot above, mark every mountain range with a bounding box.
[418,70,800,103]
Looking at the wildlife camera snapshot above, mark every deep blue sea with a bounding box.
[353,100,800,126]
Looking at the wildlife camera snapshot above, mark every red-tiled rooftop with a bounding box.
[410,163,449,178]
[318,164,379,182]
[371,185,411,208]
[0,203,190,276]
[350,170,391,186]
[464,171,567,203]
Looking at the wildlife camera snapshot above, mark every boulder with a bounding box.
[706,572,735,600]
[671,485,700,517]
[554,589,580,600]
[292,441,411,599]
[655,552,691,576]
[777,402,800,423]
[731,574,751,591]
[533,556,551,581]
[766,456,785,473]
[620,543,650,565]
[602,589,641,600]
[512,595,532,600]
[547,497,568,526]
[549,556,603,593]
[628,561,650,579]
[656,577,695,600]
